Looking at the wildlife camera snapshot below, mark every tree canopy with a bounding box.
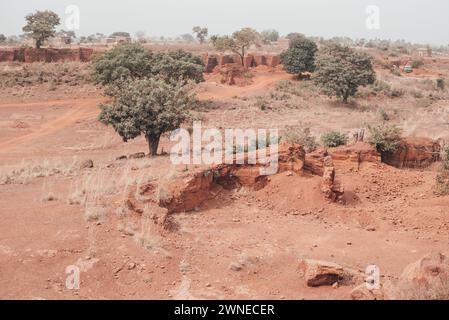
[192,26,208,44]
[22,10,60,48]
[91,44,204,85]
[212,28,261,66]
[99,77,195,156]
[281,36,317,77]
[314,43,376,102]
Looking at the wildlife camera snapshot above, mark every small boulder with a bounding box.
[394,252,449,299]
[383,137,440,168]
[298,259,356,287]
[350,283,387,300]
[129,152,146,159]
[80,159,93,169]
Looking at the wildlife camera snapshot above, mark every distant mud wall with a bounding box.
[0,48,94,63]
[202,53,281,73]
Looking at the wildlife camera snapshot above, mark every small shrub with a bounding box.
[379,109,390,121]
[43,192,58,201]
[436,78,445,91]
[435,148,449,195]
[254,96,269,111]
[411,59,424,68]
[321,131,348,148]
[390,87,405,98]
[367,124,402,155]
[372,80,391,94]
[283,127,318,152]
[410,89,423,99]
[415,97,433,108]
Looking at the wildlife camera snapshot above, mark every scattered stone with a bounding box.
[229,262,243,272]
[80,159,94,169]
[298,259,356,287]
[129,152,146,159]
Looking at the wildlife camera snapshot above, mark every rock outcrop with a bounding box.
[160,143,305,213]
[298,259,357,287]
[320,156,344,202]
[383,137,440,168]
[350,283,388,300]
[305,143,380,176]
[394,252,449,299]
[202,53,280,73]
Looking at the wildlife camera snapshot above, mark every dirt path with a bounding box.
[198,72,292,100]
[0,97,106,153]
[0,73,290,153]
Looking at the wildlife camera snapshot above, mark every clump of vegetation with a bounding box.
[192,26,208,44]
[435,147,449,195]
[254,96,269,110]
[411,59,424,68]
[0,62,90,89]
[321,131,348,148]
[211,28,261,66]
[260,29,279,44]
[22,10,60,48]
[280,36,317,79]
[283,127,318,152]
[314,43,376,103]
[99,77,196,156]
[436,78,445,91]
[91,44,204,85]
[415,97,434,108]
[275,79,318,98]
[367,124,402,156]
[379,109,390,121]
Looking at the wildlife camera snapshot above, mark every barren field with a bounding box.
[1,50,449,300]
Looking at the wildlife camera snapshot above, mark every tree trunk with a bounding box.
[146,133,161,157]
[342,92,349,103]
[241,46,245,68]
[36,39,42,49]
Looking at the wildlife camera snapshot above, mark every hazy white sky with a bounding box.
[1,0,448,45]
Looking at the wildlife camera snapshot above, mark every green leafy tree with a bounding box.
[286,33,305,41]
[99,78,196,156]
[91,44,204,85]
[260,29,279,44]
[321,131,348,148]
[192,26,208,44]
[22,10,60,48]
[110,32,131,38]
[212,28,261,66]
[91,44,155,85]
[152,49,205,83]
[0,34,6,42]
[367,124,402,157]
[314,43,376,102]
[281,37,317,78]
[181,33,195,43]
[58,30,76,44]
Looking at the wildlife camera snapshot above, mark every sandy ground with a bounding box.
[0,67,448,300]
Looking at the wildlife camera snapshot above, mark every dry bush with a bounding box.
[0,158,77,185]
[275,80,318,98]
[0,62,90,89]
[435,147,449,195]
[398,277,449,300]
[282,126,318,152]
